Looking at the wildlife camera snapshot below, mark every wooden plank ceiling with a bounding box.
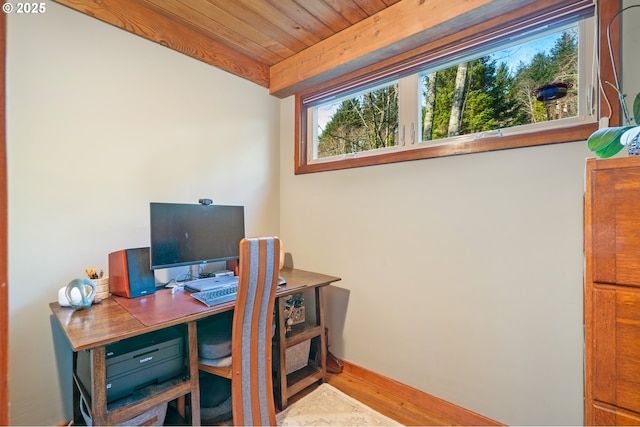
[52,0,539,98]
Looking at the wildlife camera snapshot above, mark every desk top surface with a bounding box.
[50,267,340,351]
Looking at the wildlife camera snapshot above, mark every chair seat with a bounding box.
[199,356,233,379]
[197,311,233,360]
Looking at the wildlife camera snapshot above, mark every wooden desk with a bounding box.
[50,267,340,426]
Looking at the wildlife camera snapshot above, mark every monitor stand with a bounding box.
[189,264,200,281]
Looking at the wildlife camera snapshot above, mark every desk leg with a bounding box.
[72,352,82,425]
[274,296,287,409]
[315,287,327,381]
[90,347,107,426]
[187,321,201,425]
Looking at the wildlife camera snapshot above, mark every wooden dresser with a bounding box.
[585,157,640,425]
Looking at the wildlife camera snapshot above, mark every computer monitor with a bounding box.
[149,202,245,271]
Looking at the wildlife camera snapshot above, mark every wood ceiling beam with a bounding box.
[53,0,270,88]
[268,0,537,98]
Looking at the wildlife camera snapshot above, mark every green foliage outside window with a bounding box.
[316,28,578,158]
[317,85,399,158]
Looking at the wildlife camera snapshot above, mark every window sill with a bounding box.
[295,122,597,174]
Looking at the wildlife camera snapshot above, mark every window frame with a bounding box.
[294,0,621,175]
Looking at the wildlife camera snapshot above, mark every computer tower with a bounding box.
[109,247,155,298]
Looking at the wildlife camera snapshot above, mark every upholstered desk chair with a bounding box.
[199,236,280,426]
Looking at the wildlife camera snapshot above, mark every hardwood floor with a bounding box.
[289,371,461,426]
[176,360,498,426]
[164,368,472,426]
[192,370,460,426]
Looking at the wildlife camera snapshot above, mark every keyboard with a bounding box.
[191,283,238,307]
[189,275,287,307]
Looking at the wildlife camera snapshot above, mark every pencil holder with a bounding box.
[91,277,110,300]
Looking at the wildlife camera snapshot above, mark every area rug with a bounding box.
[276,383,403,426]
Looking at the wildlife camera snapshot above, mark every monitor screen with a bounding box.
[149,203,245,270]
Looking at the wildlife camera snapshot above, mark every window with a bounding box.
[313,81,399,159]
[295,1,605,174]
[418,24,583,143]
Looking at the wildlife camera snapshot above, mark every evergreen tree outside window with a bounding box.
[300,13,597,172]
[419,25,579,143]
[316,82,399,158]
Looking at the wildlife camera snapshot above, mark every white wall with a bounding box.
[7,3,280,425]
[279,111,590,425]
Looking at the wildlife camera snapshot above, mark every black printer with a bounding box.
[77,326,185,403]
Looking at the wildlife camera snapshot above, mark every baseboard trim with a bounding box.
[339,359,504,426]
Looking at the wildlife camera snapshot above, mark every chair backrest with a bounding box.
[231,237,280,426]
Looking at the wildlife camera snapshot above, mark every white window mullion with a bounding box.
[398,74,419,150]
